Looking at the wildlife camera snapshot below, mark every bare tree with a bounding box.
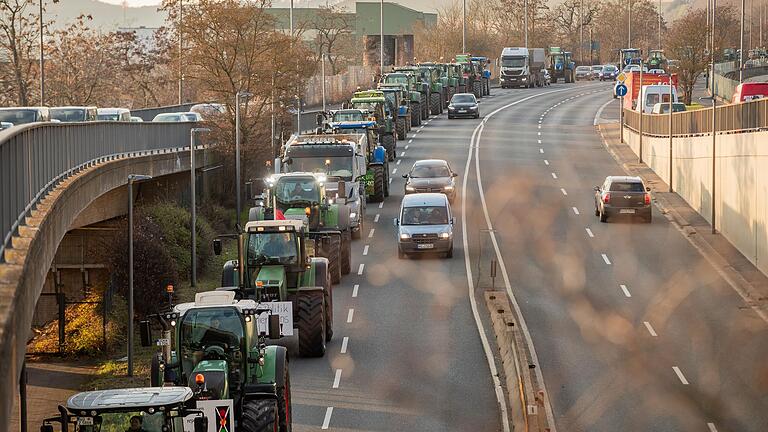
[0,0,42,106]
[312,4,353,75]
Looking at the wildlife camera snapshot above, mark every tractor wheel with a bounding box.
[422,96,430,119]
[297,290,326,357]
[241,399,278,432]
[369,165,385,203]
[327,235,342,284]
[429,93,441,115]
[383,164,390,197]
[341,231,351,276]
[382,134,396,161]
[316,261,334,342]
[473,81,482,99]
[396,117,406,140]
[150,353,161,387]
[411,103,421,126]
[276,355,292,432]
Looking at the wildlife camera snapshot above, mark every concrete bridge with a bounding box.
[0,121,218,426]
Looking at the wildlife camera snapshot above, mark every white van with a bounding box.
[638,84,678,114]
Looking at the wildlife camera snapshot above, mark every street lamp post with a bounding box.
[711,0,718,234]
[190,128,210,289]
[659,0,662,50]
[235,91,252,229]
[668,74,674,192]
[639,61,644,164]
[462,0,466,53]
[321,54,327,112]
[628,0,632,48]
[127,174,153,377]
[524,0,528,50]
[741,0,746,82]
[39,0,44,105]
[580,0,584,64]
[178,0,183,105]
[380,0,384,73]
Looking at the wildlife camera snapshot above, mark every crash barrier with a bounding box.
[623,97,768,137]
[0,121,194,261]
[621,126,768,277]
[131,102,200,121]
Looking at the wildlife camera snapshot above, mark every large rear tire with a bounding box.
[369,165,385,203]
[317,235,341,284]
[297,290,326,357]
[275,348,292,432]
[411,103,421,126]
[430,93,441,115]
[421,95,429,119]
[314,261,333,342]
[396,117,406,140]
[341,231,351,276]
[381,134,395,161]
[473,81,482,99]
[242,399,278,432]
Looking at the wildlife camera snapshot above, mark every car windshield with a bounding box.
[0,109,38,124]
[153,114,182,122]
[502,57,526,67]
[333,111,364,122]
[287,156,353,179]
[602,65,616,72]
[592,66,602,71]
[97,114,121,121]
[351,102,378,112]
[401,206,449,225]
[181,113,199,121]
[576,66,591,72]
[385,75,408,85]
[74,411,167,432]
[274,177,320,203]
[609,182,645,192]
[411,164,451,178]
[179,307,244,381]
[247,231,298,266]
[451,94,476,104]
[50,108,86,122]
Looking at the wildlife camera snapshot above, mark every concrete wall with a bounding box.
[624,128,768,276]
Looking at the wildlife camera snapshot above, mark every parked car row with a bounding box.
[0,106,143,131]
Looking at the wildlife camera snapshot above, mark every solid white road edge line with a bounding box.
[332,369,342,388]
[340,336,349,353]
[643,321,658,337]
[468,86,595,431]
[672,366,690,385]
[593,98,615,126]
[321,407,333,430]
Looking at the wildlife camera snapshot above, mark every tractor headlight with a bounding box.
[399,233,411,240]
[444,185,454,191]
[405,185,415,191]
[350,212,357,219]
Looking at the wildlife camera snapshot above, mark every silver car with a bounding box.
[396,193,455,258]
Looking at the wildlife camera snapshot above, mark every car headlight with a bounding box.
[350,212,357,219]
[399,233,411,240]
[405,185,415,191]
[439,232,451,239]
[521,77,527,81]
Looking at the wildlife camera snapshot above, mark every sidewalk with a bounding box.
[597,123,768,321]
[10,358,97,431]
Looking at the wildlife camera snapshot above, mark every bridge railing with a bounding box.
[623,97,768,137]
[0,122,194,261]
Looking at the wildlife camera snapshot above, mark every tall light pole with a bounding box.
[524,0,528,50]
[741,0,746,82]
[628,0,632,48]
[668,72,674,192]
[235,92,252,229]
[658,0,662,50]
[178,0,183,105]
[380,0,384,73]
[711,0,718,234]
[580,0,584,64]
[38,0,44,105]
[190,128,210,288]
[462,0,466,53]
[321,54,327,112]
[639,61,644,164]
[127,174,152,377]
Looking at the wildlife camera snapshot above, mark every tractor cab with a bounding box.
[648,50,666,69]
[621,48,643,67]
[331,109,366,123]
[350,90,388,122]
[383,72,411,87]
[40,387,208,432]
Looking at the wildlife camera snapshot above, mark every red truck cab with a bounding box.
[732,82,768,103]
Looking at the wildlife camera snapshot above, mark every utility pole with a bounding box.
[38,0,44,106]
[178,0,183,105]
[659,0,662,50]
[628,0,632,48]
[524,0,528,50]
[741,0,746,82]
[580,0,584,64]
[711,0,718,234]
[380,0,384,73]
[462,0,466,53]
[290,0,293,37]
[321,54,327,112]
[639,61,644,164]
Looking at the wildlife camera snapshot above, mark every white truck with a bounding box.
[499,47,546,88]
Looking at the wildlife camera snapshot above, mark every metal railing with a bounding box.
[0,122,194,260]
[623,97,768,136]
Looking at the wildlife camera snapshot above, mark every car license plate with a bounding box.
[620,209,636,214]
[77,417,94,426]
[458,109,466,113]
[417,243,434,249]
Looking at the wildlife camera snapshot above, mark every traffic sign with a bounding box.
[615,84,628,97]
[617,72,626,82]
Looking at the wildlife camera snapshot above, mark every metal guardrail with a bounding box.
[623,97,768,136]
[0,122,194,261]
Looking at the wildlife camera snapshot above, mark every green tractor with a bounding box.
[139,289,295,431]
[449,62,467,93]
[382,71,424,126]
[456,54,484,98]
[392,66,431,121]
[378,84,411,139]
[250,172,352,284]
[647,49,667,70]
[350,90,397,161]
[41,387,209,432]
[419,62,454,108]
[415,63,445,115]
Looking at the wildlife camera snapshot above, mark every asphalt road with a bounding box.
[289,82,768,431]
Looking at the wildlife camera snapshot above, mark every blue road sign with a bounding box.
[615,84,628,97]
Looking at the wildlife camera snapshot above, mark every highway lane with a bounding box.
[289,88,535,431]
[468,82,768,431]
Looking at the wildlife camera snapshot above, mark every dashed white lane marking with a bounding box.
[405,145,409,150]
[544,160,549,165]
[601,253,612,265]
[347,308,355,322]
[585,228,594,237]
[321,407,333,429]
[560,188,568,196]
[415,130,420,134]
[396,159,401,165]
[539,148,544,153]
[332,369,342,388]
[538,131,541,136]
[352,284,359,297]
[673,366,690,385]
[538,139,542,144]
[374,214,380,223]
[538,124,541,129]
[643,321,658,337]
[408,139,413,143]
[707,423,718,432]
[392,168,397,174]
[340,337,349,353]
[378,202,384,209]
[400,151,405,157]
[620,284,632,297]
[389,178,392,184]
[363,245,369,255]
[368,228,375,238]
[551,172,558,179]
[357,264,364,275]
[572,207,580,215]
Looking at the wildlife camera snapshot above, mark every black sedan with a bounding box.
[447,93,479,119]
[403,159,458,202]
[594,176,652,223]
